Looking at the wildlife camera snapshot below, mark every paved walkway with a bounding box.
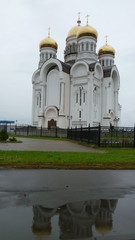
[0,137,101,152]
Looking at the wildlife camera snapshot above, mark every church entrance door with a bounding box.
[48,119,56,129]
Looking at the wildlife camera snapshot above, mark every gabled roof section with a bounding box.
[59,60,71,74]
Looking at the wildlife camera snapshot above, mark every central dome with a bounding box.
[77,24,98,39]
[67,14,82,38]
[68,25,82,37]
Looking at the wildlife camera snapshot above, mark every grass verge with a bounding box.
[0,148,135,169]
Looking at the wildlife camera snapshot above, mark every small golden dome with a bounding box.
[98,44,115,56]
[40,37,58,50]
[77,25,98,39]
[39,28,58,50]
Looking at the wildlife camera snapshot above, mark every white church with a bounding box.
[32,15,121,129]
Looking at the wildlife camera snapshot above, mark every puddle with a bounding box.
[0,169,135,239]
[0,195,135,239]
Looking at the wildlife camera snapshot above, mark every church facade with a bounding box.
[32,16,121,129]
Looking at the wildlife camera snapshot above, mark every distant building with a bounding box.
[32,15,121,128]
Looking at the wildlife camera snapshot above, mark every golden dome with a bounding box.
[40,28,58,50]
[68,25,82,37]
[77,25,98,39]
[98,44,115,56]
[40,36,58,50]
[67,13,82,38]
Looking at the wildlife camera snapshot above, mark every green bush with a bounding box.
[0,128,9,141]
[9,136,17,142]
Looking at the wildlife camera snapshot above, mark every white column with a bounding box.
[60,82,65,112]
[114,90,118,117]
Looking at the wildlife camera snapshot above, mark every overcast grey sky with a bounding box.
[0,0,135,126]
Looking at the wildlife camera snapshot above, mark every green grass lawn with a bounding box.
[0,148,135,169]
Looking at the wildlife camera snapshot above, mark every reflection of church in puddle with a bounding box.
[32,199,118,239]
[32,14,121,129]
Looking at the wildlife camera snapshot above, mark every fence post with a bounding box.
[88,124,90,144]
[15,125,16,135]
[98,123,101,147]
[40,126,42,137]
[134,124,135,147]
[27,125,29,136]
[80,126,82,141]
[55,126,57,138]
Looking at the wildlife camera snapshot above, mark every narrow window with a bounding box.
[72,43,76,52]
[79,111,81,118]
[86,42,89,51]
[91,43,94,51]
[82,43,84,51]
[76,93,78,103]
[102,60,104,66]
[106,59,108,66]
[46,53,48,59]
[83,92,85,103]
[80,88,82,105]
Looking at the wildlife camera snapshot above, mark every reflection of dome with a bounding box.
[32,225,51,238]
[98,44,115,56]
[77,25,98,39]
[40,37,58,50]
[95,223,112,235]
[32,206,52,238]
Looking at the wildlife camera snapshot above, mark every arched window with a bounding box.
[86,42,89,51]
[46,53,48,59]
[72,43,76,52]
[81,43,84,51]
[102,60,104,66]
[91,43,94,51]
[80,88,82,105]
[91,43,93,51]
[83,92,86,103]
[76,93,78,103]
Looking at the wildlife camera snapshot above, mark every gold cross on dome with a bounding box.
[77,12,81,26]
[48,27,50,38]
[105,35,109,45]
[78,12,81,20]
[86,14,90,25]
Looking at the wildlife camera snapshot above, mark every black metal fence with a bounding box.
[67,125,135,148]
[1,123,135,147]
[67,125,100,146]
[100,126,135,147]
[14,126,67,138]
